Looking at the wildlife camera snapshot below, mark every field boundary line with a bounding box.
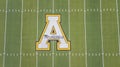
[100,0,105,67]
[19,0,23,67]
[116,0,120,53]
[84,0,88,67]
[3,0,8,67]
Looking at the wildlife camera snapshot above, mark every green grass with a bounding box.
[0,0,120,67]
[21,0,37,67]
[0,0,6,67]
[4,0,21,67]
[0,13,5,67]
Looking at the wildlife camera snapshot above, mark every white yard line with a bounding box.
[19,0,23,67]
[52,43,54,67]
[116,0,120,53]
[3,0,8,67]
[68,0,71,67]
[100,0,105,67]
[52,0,54,13]
[83,0,88,67]
[36,0,39,67]
[52,0,55,67]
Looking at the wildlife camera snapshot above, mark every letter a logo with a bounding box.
[36,14,70,50]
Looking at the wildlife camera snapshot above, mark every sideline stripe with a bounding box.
[100,0,105,67]
[84,0,88,67]
[19,0,23,67]
[3,0,8,67]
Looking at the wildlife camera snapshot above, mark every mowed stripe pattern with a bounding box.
[0,0,120,67]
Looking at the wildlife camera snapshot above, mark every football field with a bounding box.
[0,0,120,67]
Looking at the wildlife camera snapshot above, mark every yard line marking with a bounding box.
[68,0,71,67]
[19,0,23,67]
[36,0,39,67]
[52,44,54,67]
[3,0,8,67]
[116,0,120,53]
[52,0,54,13]
[100,0,105,67]
[52,0,55,67]
[84,0,88,67]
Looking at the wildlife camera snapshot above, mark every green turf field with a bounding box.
[0,0,120,67]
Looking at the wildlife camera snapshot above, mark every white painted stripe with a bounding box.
[100,0,105,67]
[36,0,39,67]
[3,0,8,67]
[84,0,88,67]
[0,8,119,13]
[36,52,38,67]
[0,52,120,56]
[19,0,23,67]
[36,0,39,44]
[116,0,120,53]
[52,0,54,13]
[52,42,54,67]
[68,0,71,67]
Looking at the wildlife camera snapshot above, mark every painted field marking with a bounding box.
[0,52,119,56]
[116,0,120,53]
[3,0,8,67]
[0,8,118,13]
[52,0,55,67]
[36,0,39,67]
[100,0,105,67]
[68,0,71,67]
[19,0,23,67]
[84,0,88,67]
